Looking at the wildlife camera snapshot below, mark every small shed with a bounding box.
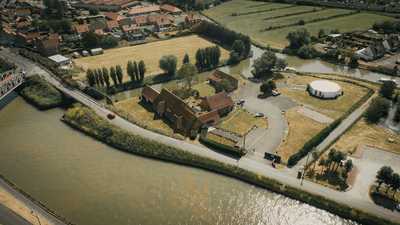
[48,54,71,67]
[90,48,104,56]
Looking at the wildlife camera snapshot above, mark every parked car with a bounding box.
[396,203,400,212]
[255,112,264,117]
[378,78,398,86]
[237,99,245,105]
[272,90,281,96]
[107,113,115,120]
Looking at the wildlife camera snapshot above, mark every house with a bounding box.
[127,5,161,17]
[73,24,90,34]
[121,24,140,33]
[35,33,60,56]
[208,70,238,92]
[140,86,220,137]
[185,13,202,26]
[148,15,173,32]
[200,92,234,116]
[106,20,120,32]
[160,4,182,15]
[48,54,71,68]
[132,15,150,26]
[103,12,126,22]
[141,85,160,104]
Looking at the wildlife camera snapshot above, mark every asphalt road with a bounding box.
[0,204,31,225]
[1,48,400,224]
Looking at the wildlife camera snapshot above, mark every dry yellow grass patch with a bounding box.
[115,97,183,138]
[333,118,400,154]
[192,82,216,97]
[277,107,326,163]
[279,75,369,119]
[218,109,268,136]
[73,35,229,82]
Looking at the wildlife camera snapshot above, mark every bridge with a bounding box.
[0,69,25,101]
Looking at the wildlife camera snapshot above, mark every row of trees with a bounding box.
[193,21,251,57]
[376,166,400,198]
[195,46,221,71]
[81,32,119,50]
[86,66,123,88]
[127,60,146,83]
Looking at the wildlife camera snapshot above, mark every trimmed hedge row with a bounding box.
[199,134,246,156]
[287,74,375,167]
[63,105,399,225]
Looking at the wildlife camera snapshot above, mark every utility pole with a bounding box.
[300,152,310,186]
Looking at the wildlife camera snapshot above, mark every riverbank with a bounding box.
[63,104,399,225]
[0,174,70,225]
[19,75,67,110]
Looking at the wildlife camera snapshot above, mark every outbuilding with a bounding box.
[48,54,71,68]
[307,80,343,99]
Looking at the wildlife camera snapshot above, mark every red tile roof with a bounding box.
[160,4,182,13]
[203,92,234,112]
[128,5,160,16]
[142,85,160,103]
[106,20,119,30]
[73,24,89,34]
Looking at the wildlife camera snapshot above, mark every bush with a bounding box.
[365,96,391,123]
[297,45,317,59]
[19,75,66,110]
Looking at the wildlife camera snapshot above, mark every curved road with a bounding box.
[1,48,400,224]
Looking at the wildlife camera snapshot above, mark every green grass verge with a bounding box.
[62,104,399,225]
[19,75,65,110]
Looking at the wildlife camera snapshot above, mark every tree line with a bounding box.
[193,21,251,57]
[86,60,145,88]
[195,46,221,71]
[365,81,399,124]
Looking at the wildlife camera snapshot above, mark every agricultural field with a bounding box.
[203,0,395,49]
[73,35,229,82]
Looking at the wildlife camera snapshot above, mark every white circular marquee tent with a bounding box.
[308,80,343,99]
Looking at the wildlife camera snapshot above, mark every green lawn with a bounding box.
[204,0,395,49]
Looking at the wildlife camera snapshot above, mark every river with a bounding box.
[0,97,360,225]
[111,45,400,102]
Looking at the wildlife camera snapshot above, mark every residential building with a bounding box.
[35,33,60,56]
[127,5,160,17]
[208,70,238,93]
[200,91,234,116]
[48,54,71,68]
[160,4,182,15]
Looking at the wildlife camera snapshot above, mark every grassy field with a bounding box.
[73,35,229,82]
[115,97,184,139]
[217,108,268,136]
[277,107,326,163]
[278,75,369,119]
[203,0,395,49]
[333,118,400,154]
[192,82,216,97]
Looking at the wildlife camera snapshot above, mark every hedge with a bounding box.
[62,104,399,225]
[199,134,246,156]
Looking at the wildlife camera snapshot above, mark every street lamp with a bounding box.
[300,152,311,186]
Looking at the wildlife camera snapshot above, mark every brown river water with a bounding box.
[0,97,360,225]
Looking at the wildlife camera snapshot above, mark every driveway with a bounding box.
[232,82,290,161]
[349,145,400,201]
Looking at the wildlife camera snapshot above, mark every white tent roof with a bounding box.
[309,80,341,93]
[48,54,70,63]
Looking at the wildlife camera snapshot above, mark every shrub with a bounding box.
[365,96,391,123]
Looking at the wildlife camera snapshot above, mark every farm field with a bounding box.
[203,0,395,49]
[73,35,229,82]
